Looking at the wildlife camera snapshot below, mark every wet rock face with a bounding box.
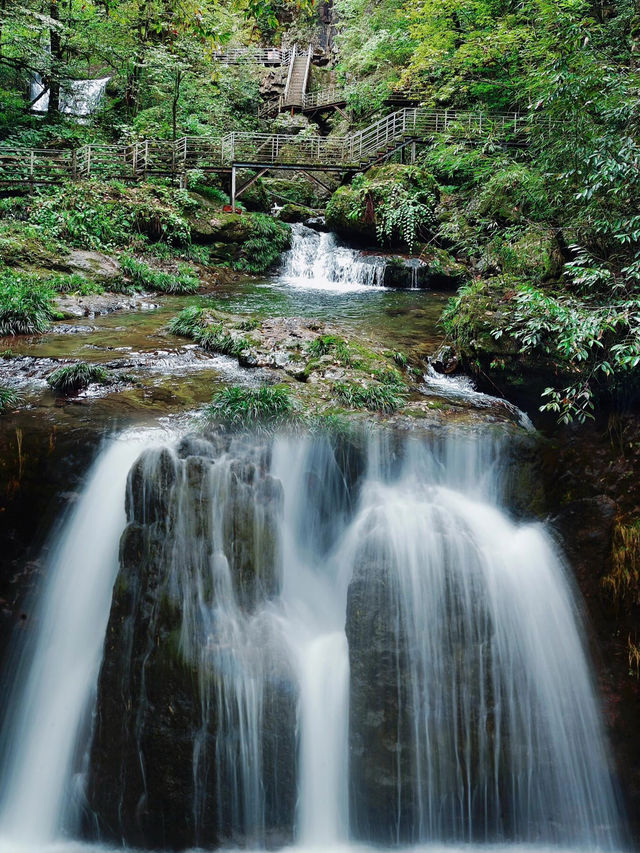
[86,434,296,851]
[346,535,417,843]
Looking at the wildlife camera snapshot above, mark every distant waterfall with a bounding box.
[0,428,626,853]
[281,225,387,290]
[30,74,110,115]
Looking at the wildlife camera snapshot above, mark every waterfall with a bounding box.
[0,432,154,846]
[281,225,387,290]
[0,428,626,853]
[30,74,110,115]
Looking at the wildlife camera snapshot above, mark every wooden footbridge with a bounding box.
[0,108,534,206]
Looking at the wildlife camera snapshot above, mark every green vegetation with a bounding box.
[167,305,206,338]
[208,385,295,429]
[0,386,21,412]
[230,215,292,274]
[0,271,57,335]
[119,253,199,294]
[47,362,109,395]
[306,335,353,365]
[333,380,407,414]
[326,165,438,251]
[167,306,251,357]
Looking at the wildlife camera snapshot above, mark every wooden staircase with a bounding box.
[283,46,312,109]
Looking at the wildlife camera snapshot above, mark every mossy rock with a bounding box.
[419,247,468,290]
[276,203,318,223]
[325,185,376,244]
[187,212,254,245]
[236,176,270,213]
[262,177,322,207]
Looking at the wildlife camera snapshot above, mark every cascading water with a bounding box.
[0,426,626,853]
[281,224,387,290]
[0,432,154,847]
[30,74,110,115]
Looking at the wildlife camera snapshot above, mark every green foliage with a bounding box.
[328,165,438,251]
[444,280,640,423]
[167,307,250,356]
[119,253,200,293]
[306,335,353,364]
[208,384,294,429]
[21,184,191,250]
[231,215,291,274]
[333,380,407,413]
[0,386,21,412]
[47,362,109,395]
[0,270,56,335]
[167,305,206,337]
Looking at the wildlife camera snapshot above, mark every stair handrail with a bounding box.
[283,44,297,105]
[301,44,313,102]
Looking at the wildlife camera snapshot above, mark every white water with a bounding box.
[0,429,626,853]
[0,432,158,845]
[422,365,535,431]
[30,74,110,115]
[281,225,387,291]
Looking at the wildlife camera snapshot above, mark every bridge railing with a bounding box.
[303,85,350,110]
[212,47,294,66]
[0,108,550,186]
[222,132,354,167]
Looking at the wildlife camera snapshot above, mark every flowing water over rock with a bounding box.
[0,424,626,853]
[281,225,387,290]
[30,74,110,115]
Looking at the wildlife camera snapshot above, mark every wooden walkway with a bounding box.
[0,108,538,204]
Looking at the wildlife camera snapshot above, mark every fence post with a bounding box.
[231,165,236,212]
[86,146,92,179]
[71,149,77,180]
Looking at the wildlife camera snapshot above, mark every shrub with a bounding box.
[208,385,294,429]
[47,362,109,395]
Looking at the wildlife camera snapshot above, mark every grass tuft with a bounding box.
[167,305,205,337]
[47,361,109,395]
[119,252,199,294]
[333,380,407,413]
[306,335,353,365]
[0,386,21,412]
[208,384,294,430]
[0,271,56,335]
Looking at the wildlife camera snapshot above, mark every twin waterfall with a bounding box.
[0,427,624,853]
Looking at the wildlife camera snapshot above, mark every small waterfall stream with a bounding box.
[0,433,153,846]
[281,225,387,290]
[30,74,110,115]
